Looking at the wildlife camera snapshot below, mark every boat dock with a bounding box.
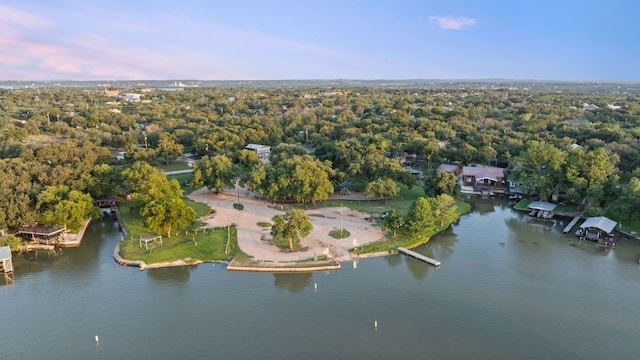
[397,247,441,268]
[563,215,582,234]
[0,246,14,283]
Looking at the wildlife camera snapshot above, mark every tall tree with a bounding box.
[192,154,234,193]
[363,178,400,202]
[36,185,100,229]
[140,197,196,238]
[406,197,436,240]
[156,133,184,165]
[270,209,313,251]
[380,209,404,236]
[510,142,566,201]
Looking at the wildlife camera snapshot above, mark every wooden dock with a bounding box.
[397,247,441,268]
[111,203,128,236]
[563,215,582,234]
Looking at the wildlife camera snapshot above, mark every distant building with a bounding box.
[436,164,461,176]
[245,144,271,163]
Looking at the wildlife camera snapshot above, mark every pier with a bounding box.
[397,247,441,268]
[563,215,582,234]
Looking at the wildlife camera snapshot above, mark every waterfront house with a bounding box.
[461,165,506,189]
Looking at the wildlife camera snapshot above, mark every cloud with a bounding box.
[428,16,477,30]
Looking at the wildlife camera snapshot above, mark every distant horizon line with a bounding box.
[2,78,639,83]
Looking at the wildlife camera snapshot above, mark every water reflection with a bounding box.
[146,266,194,284]
[273,273,312,293]
[384,252,402,267]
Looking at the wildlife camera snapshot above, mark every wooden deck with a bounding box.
[397,247,441,268]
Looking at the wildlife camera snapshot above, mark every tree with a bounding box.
[140,197,196,238]
[406,197,436,239]
[433,194,458,227]
[0,234,21,252]
[121,162,183,210]
[259,155,335,204]
[363,178,400,202]
[36,185,100,229]
[192,155,234,193]
[380,209,404,236]
[424,171,460,197]
[270,209,313,251]
[156,133,184,165]
[510,143,566,200]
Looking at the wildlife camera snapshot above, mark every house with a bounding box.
[245,144,271,163]
[461,165,506,188]
[577,216,617,245]
[436,164,461,176]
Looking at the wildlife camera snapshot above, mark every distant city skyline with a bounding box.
[1,0,637,81]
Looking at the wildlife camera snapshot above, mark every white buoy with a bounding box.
[374,321,378,329]
[314,283,318,292]
[95,335,99,343]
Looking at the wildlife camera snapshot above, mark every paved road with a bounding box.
[163,169,194,175]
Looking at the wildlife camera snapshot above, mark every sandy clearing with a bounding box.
[187,187,385,262]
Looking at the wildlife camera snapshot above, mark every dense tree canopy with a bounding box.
[2,83,640,235]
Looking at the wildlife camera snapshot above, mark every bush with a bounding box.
[233,203,244,210]
[0,234,21,252]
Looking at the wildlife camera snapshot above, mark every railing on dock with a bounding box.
[397,247,441,268]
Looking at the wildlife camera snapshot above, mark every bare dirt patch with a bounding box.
[187,187,385,263]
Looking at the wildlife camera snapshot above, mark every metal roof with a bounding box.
[580,216,617,233]
[527,201,557,211]
[0,246,11,260]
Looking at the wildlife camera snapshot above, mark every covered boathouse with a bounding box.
[17,224,68,245]
[0,245,14,283]
[527,201,557,219]
[577,216,618,246]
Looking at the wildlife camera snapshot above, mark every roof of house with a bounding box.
[580,216,617,233]
[245,144,270,152]
[436,164,459,173]
[462,165,505,180]
[527,201,557,211]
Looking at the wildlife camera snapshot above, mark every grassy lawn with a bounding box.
[118,200,245,264]
[357,200,471,254]
[305,184,426,216]
[167,173,196,194]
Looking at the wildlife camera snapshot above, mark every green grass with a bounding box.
[117,200,245,264]
[329,229,351,239]
[167,173,195,195]
[356,199,471,254]
[257,221,271,228]
[513,199,531,210]
[304,184,426,216]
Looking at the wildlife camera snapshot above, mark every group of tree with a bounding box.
[121,163,195,237]
[1,83,640,236]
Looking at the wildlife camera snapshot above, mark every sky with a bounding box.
[1,0,638,81]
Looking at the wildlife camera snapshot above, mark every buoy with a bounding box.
[314,283,318,292]
[95,335,99,343]
[374,321,378,329]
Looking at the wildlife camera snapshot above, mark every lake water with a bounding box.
[2,197,640,359]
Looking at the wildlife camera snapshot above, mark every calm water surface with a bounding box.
[2,197,640,359]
